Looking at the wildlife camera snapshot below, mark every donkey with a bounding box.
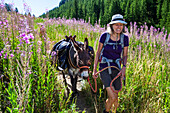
[50,35,94,98]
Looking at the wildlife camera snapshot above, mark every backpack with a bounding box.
[99,33,125,73]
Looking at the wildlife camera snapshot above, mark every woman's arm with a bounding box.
[122,46,128,77]
[93,42,103,78]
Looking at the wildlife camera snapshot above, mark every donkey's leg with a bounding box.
[62,71,70,96]
[70,75,78,98]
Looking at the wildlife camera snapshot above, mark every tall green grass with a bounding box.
[0,7,169,113]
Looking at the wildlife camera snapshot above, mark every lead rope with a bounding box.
[88,66,122,93]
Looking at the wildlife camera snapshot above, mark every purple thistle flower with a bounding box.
[154,45,156,48]
[0,21,2,25]
[0,53,2,57]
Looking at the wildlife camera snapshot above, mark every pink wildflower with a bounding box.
[23,35,29,40]
[1,50,4,54]
[20,33,26,37]
[4,53,7,59]
[26,40,30,44]
[10,54,14,58]
[37,41,42,45]
[28,33,34,39]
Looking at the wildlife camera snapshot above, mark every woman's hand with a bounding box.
[92,68,98,79]
[121,66,126,78]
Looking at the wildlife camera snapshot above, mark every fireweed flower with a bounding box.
[10,54,14,58]
[23,35,29,40]
[26,40,30,44]
[28,33,34,39]
[37,48,41,53]
[21,53,25,57]
[1,50,4,54]
[28,71,32,75]
[4,53,7,59]
[47,50,51,54]
[20,33,26,37]
[37,41,42,45]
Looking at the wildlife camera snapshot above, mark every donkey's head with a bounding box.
[70,36,91,79]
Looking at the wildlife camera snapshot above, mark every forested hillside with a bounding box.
[40,0,169,33]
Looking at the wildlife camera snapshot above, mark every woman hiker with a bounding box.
[93,14,129,113]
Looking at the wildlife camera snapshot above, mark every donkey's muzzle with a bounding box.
[80,70,89,79]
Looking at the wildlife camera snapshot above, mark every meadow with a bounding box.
[0,8,169,113]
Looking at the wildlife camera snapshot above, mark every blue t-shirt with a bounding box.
[99,32,129,68]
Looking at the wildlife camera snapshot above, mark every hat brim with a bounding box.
[109,20,127,25]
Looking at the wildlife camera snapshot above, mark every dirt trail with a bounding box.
[57,72,94,113]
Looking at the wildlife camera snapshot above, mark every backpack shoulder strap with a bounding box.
[120,33,124,49]
[120,34,125,62]
[99,33,110,61]
[104,33,110,46]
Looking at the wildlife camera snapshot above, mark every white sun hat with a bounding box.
[109,14,127,25]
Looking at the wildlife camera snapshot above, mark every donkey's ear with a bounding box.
[65,35,70,41]
[65,35,68,39]
[73,35,76,41]
[71,37,81,52]
[84,38,89,50]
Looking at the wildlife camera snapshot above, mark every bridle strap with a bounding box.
[68,47,77,69]
[68,46,89,70]
[78,66,89,69]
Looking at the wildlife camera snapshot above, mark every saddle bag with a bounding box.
[51,39,71,70]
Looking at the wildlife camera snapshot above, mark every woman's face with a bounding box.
[112,23,124,34]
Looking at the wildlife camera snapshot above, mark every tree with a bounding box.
[160,0,169,27]
[140,0,147,24]
[59,0,67,7]
[15,7,18,13]
[5,3,12,11]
